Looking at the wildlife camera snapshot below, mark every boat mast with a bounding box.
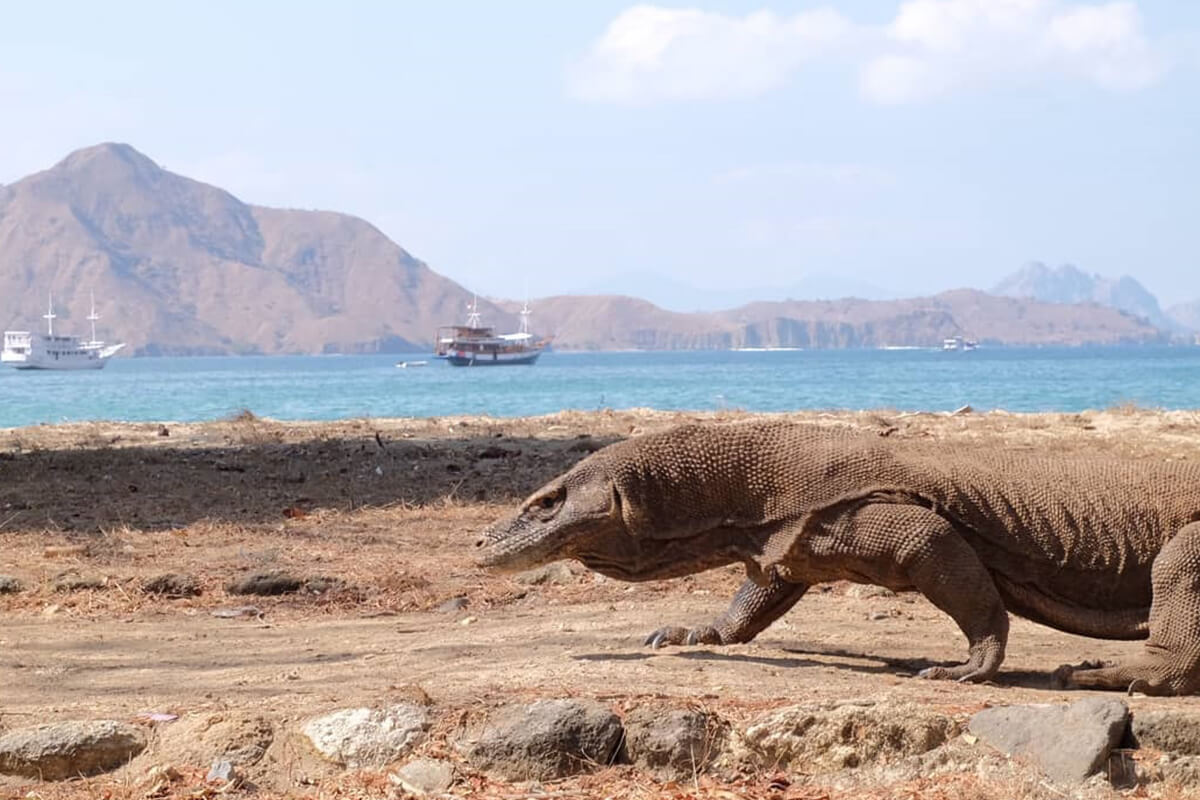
[87,292,100,346]
[466,295,482,328]
[44,293,55,336]
[519,300,531,335]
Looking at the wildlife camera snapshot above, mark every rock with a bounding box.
[0,575,23,594]
[301,576,345,595]
[514,563,575,586]
[477,446,516,459]
[226,571,303,596]
[845,584,897,599]
[0,720,147,779]
[160,713,274,767]
[624,707,726,778]
[737,701,959,773]
[391,757,456,795]
[1132,710,1200,755]
[1147,753,1200,787]
[143,573,201,597]
[566,437,602,454]
[465,698,624,781]
[53,574,104,592]
[302,704,429,768]
[968,698,1129,783]
[436,596,469,613]
[210,605,262,619]
[206,759,236,783]
[390,684,434,707]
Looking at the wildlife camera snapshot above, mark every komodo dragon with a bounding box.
[474,421,1200,696]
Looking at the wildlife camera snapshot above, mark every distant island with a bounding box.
[0,143,1187,356]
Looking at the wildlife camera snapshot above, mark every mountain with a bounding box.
[0,143,514,355]
[991,262,1182,333]
[504,288,1163,350]
[0,144,1174,355]
[1167,301,1200,333]
[573,272,897,312]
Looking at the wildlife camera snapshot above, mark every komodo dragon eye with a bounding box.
[533,488,565,512]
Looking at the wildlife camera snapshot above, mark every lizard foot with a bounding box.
[916,664,996,683]
[644,625,723,649]
[1049,660,1112,690]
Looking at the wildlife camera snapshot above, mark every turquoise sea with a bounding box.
[2,347,1200,428]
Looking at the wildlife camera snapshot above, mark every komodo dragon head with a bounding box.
[474,425,789,582]
[473,452,633,575]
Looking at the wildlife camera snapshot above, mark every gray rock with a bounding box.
[0,575,22,594]
[53,574,104,592]
[436,596,469,613]
[0,720,147,780]
[968,698,1129,783]
[227,571,303,596]
[737,701,959,773]
[302,704,429,768]
[143,573,201,597]
[206,759,236,783]
[465,698,624,781]
[624,707,726,778]
[392,757,456,795]
[1132,710,1200,755]
[514,563,575,586]
[210,605,262,619]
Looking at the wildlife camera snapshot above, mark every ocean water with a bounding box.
[1,347,1199,428]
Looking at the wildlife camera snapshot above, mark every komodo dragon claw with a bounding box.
[644,625,723,649]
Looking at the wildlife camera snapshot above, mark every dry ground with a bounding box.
[4,407,1200,798]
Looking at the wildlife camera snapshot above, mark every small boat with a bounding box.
[395,360,429,368]
[434,297,547,367]
[2,293,125,370]
[942,336,978,352]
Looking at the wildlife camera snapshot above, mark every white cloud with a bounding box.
[572,1,1170,106]
[862,0,1165,104]
[567,5,853,104]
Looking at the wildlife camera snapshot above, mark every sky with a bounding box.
[2,0,1198,309]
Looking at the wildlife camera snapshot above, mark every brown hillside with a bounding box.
[508,289,1164,349]
[0,143,1169,355]
[0,143,513,355]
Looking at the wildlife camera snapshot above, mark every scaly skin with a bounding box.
[474,421,1200,695]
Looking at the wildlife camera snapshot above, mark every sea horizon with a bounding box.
[3,346,1199,429]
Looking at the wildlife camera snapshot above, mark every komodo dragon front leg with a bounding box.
[762,502,1011,682]
[644,569,810,648]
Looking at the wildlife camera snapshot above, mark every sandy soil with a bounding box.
[4,407,1200,798]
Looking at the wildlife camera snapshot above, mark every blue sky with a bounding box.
[2,1,1197,309]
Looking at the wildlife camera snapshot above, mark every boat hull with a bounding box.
[11,360,108,370]
[443,351,541,367]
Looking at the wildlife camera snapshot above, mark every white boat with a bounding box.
[2,293,125,370]
[434,297,547,367]
[942,336,978,352]
[395,360,429,368]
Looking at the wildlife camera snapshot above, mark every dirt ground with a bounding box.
[5,407,1200,798]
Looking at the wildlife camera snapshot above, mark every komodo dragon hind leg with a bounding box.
[644,569,809,649]
[1054,522,1200,696]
